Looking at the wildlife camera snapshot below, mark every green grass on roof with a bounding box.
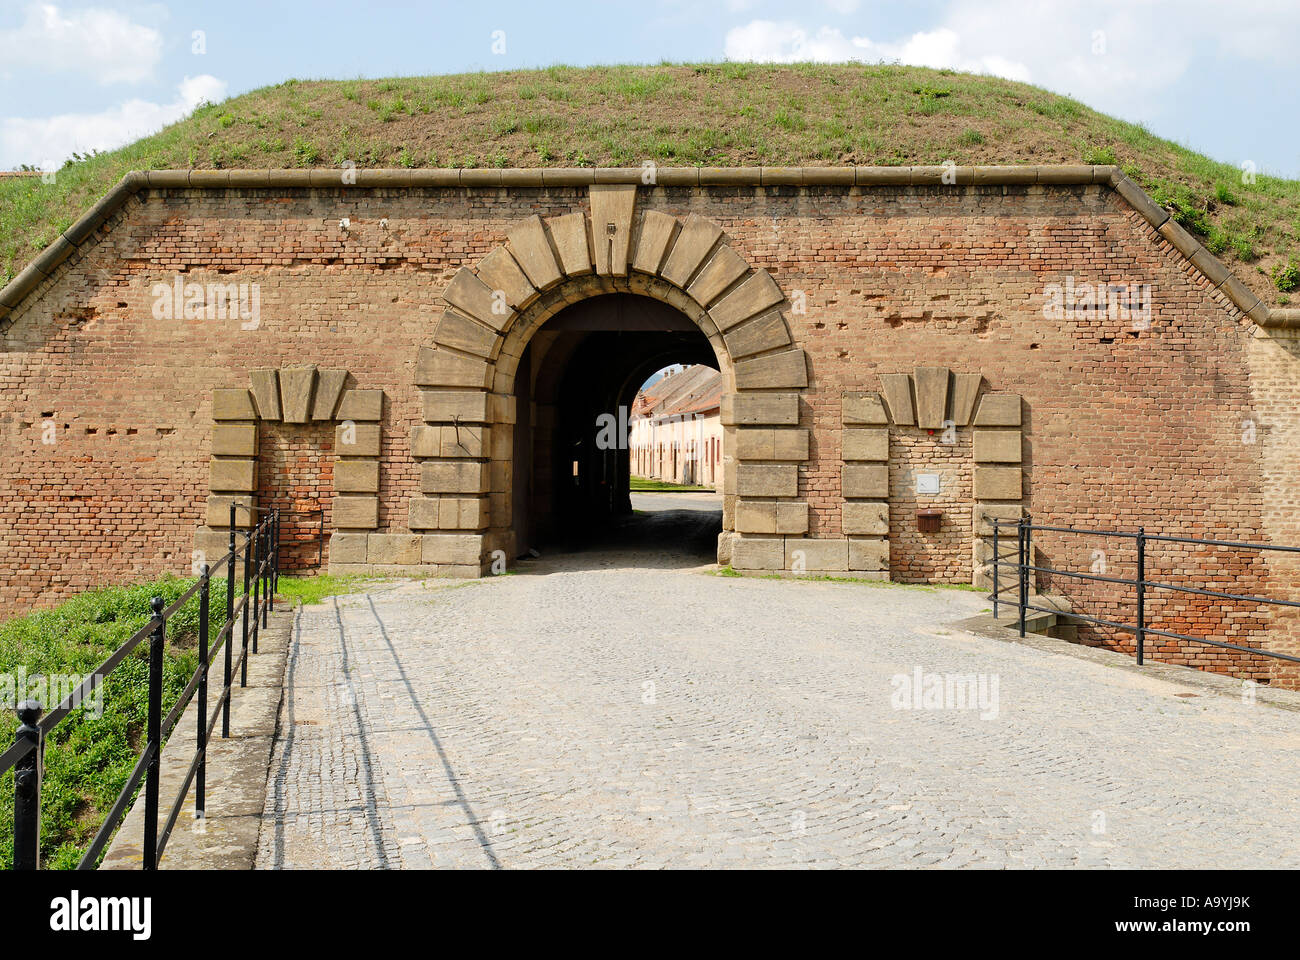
[3,62,1297,304]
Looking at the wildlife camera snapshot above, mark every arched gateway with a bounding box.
[411,185,809,574]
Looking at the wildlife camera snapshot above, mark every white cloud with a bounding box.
[0,75,227,170]
[0,3,163,85]
[723,20,1032,81]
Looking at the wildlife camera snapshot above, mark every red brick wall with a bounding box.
[1,181,1295,684]
[888,429,973,584]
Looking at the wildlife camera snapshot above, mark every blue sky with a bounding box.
[2,0,1297,176]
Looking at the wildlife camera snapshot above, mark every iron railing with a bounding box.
[1,503,280,870]
[988,515,1300,666]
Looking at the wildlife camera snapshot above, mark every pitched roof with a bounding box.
[634,365,723,421]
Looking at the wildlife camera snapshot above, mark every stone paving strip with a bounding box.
[254,564,1300,869]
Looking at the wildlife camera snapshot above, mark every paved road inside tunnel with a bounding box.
[256,505,1300,868]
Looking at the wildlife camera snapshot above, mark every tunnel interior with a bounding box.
[512,293,723,557]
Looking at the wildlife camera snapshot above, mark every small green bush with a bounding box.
[1273,259,1300,293]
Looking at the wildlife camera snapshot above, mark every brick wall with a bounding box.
[1,180,1295,684]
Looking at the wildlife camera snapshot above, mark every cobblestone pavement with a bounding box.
[257,529,1300,869]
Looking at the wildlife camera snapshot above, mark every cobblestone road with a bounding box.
[257,515,1300,869]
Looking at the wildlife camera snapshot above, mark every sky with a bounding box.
[1,0,1297,176]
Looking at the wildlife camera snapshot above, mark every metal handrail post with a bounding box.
[142,597,165,869]
[1017,517,1027,637]
[240,526,252,687]
[1136,527,1146,665]
[196,563,210,822]
[992,520,1000,619]
[12,700,44,870]
[224,504,235,737]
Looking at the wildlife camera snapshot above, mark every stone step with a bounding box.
[991,593,1072,633]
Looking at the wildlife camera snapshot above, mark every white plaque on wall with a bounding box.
[916,473,941,495]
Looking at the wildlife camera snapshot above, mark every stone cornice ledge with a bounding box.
[0,165,1287,330]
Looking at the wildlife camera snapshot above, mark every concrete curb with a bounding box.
[99,603,293,870]
[952,612,1300,713]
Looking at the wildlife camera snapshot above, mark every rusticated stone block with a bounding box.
[415,346,493,389]
[950,373,983,426]
[337,389,383,422]
[476,245,536,308]
[207,494,254,528]
[249,369,280,421]
[367,534,422,565]
[329,532,369,565]
[721,393,799,426]
[734,428,808,461]
[335,460,380,493]
[849,537,890,573]
[914,366,950,429]
[709,270,783,332]
[421,533,486,565]
[507,215,563,290]
[408,496,489,531]
[735,463,798,498]
[590,183,637,276]
[734,349,807,390]
[212,423,257,457]
[411,423,490,458]
[722,309,791,359]
[973,466,1023,500]
[974,503,1024,536]
[972,428,1022,463]
[842,427,888,462]
[444,265,512,331]
[209,458,256,493]
[735,500,808,535]
[842,392,888,425]
[973,393,1022,427]
[278,366,316,424]
[633,210,677,274]
[212,388,256,421]
[421,460,490,494]
[731,536,784,571]
[422,390,490,424]
[661,214,722,288]
[333,496,378,529]
[311,369,348,420]
[687,246,749,306]
[842,463,889,499]
[786,537,848,572]
[335,422,381,457]
[880,374,914,426]
[842,501,889,535]
[548,212,592,276]
[434,309,498,358]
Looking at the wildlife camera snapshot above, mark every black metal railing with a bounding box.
[1,503,281,870]
[988,515,1300,666]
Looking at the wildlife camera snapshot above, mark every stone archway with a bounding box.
[412,185,809,574]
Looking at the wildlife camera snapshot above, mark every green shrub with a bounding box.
[1083,145,1117,165]
[1273,259,1300,293]
[0,575,229,868]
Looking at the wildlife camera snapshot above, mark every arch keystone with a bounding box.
[590,183,637,276]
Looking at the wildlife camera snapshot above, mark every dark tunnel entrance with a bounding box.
[512,293,724,561]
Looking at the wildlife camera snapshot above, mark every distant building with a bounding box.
[629,365,724,489]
